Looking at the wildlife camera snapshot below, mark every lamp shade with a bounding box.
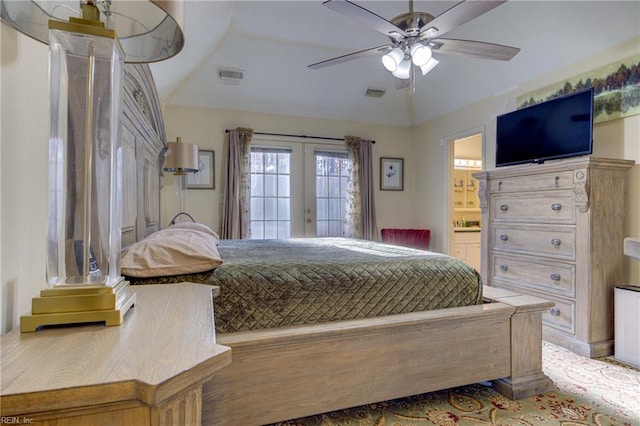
[165,138,199,175]
[0,0,184,63]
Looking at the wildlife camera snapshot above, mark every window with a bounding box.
[314,151,350,237]
[250,147,292,239]
[249,141,351,239]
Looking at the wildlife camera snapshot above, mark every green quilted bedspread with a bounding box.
[210,238,483,333]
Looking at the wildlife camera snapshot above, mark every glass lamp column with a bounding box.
[20,4,135,332]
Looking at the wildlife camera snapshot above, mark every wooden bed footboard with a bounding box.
[202,287,553,426]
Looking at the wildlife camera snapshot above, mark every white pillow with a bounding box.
[168,221,220,241]
[121,224,222,278]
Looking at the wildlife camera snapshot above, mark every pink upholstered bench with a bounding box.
[381,228,431,250]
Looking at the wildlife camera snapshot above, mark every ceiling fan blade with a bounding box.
[420,1,507,39]
[429,38,520,61]
[308,45,392,70]
[323,0,406,39]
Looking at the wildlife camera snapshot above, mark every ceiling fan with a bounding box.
[308,0,520,95]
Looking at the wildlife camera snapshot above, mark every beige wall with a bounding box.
[415,36,640,284]
[1,19,638,335]
[1,25,49,335]
[161,105,416,235]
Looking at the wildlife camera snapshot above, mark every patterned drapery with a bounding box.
[344,136,377,240]
[221,127,253,239]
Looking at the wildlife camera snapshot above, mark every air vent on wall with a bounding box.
[365,87,385,98]
[218,68,244,85]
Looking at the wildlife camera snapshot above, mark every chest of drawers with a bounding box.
[474,157,634,358]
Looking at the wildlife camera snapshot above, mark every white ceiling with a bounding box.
[149,1,640,127]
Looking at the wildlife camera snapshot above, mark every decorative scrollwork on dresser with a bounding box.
[573,168,589,213]
[477,179,489,213]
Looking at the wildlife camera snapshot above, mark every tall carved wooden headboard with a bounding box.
[121,64,167,249]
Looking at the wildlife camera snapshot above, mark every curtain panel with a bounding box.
[344,136,377,240]
[221,127,253,239]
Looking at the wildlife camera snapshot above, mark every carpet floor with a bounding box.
[270,342,640,426]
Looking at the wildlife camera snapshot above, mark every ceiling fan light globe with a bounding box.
[382,55,397,72]
[420,57,439,75]
[392,58,411,79]
[382,48,404,72]
[411,44,432,67]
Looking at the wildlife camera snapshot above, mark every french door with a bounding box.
[249,139,350,239]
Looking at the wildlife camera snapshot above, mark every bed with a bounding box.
[122,225,553,426]
[121,66,554,426]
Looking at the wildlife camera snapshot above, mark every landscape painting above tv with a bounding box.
[517,54,640,124]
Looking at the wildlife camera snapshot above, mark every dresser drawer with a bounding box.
[492,191,575,224]
[489,170,574,193]
[491,282,575,334]
[492,225,576,260]
[543,297,575,335]
[492,254,575,298]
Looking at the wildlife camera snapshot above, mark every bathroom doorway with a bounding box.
[444,128,483,271]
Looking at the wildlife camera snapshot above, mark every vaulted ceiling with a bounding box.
[150,1,640,127]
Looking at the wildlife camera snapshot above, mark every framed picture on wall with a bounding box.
[187,150,215,189]
[380,157,404,191]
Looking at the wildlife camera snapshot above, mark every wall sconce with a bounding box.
[164,137,199,219]
[1,0,184,331]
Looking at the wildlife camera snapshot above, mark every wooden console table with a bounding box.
[1,283,231,426]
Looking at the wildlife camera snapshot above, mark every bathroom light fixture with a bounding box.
[1,0,184,332]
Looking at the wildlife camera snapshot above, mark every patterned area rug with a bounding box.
[270,342,640,426]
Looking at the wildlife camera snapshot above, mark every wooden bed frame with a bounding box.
[126,64,554,426]
[200,286,553,425]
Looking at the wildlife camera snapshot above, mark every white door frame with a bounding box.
[441,126,485,257]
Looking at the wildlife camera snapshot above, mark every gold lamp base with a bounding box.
[20,278,136,332]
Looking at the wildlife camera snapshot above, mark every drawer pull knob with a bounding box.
[550,273,561,281]
[551,203,562,211]
[551,238,561,246]
[500,204,509,212]
[498,181,503,191]
[500,264,509,272]
[550,307,561,317]
[500,234,509,242]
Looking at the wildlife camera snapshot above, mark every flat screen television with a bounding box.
[496,87,594,167]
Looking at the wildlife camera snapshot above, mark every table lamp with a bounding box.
[1,0,184,331]
[164,137,199,220]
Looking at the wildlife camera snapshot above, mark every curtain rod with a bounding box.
[225,129,375,144]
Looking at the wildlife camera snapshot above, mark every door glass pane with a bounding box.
[316,176,328,198]
[250,148,292,239]
[278,198,290,220]
[264,221,278,239]
[264,175,277,197]
[316,198,327,220]
[251,174,263,196]
[278,175,290,197]
[314,150,350,237]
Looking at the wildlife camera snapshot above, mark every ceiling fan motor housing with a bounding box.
[390,12,435,38]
